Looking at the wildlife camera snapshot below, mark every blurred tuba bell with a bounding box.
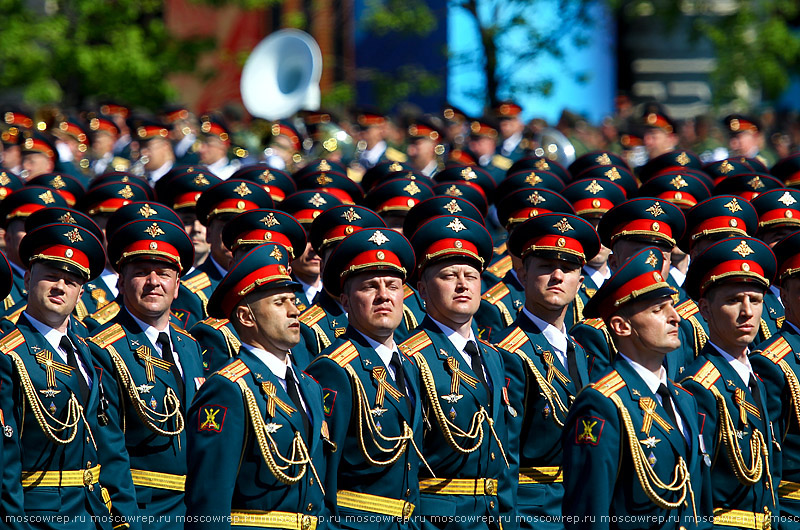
[533,128,576,167]
[240,29,323,121]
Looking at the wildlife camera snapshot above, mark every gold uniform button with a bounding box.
[309,477,314,485]
[490,452,495,461]
[406,488,411,497]
[307,503,313,512]
[86,436,91,443]
[489,501,495,509]
[86,461,92,468]
[407,463,411,471]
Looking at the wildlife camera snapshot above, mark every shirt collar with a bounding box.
[669,265,686,287]
[99,268,119,298]
[207,156,230,175]
[421,159,438,177]
[521,306,568,354]
[8,259,25,279]
[354,329,397,370]
[618,351,668,395]
[709,341,753,386]
[242,342,289,381]
[582,264,610,288]
[23,311,69,354]
[126,309,171,353]
[294,275,322,303]
[430,316,476,354]
[149,160,173,183]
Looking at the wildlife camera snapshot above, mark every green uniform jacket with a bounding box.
[190,317,241,376]
[682,344,779,525]
[307,327,424,529]
[750,324,800,527]
[475,271,525,342]
[562,358,711,529]
[495,312,591,529]
[0,314,141,530]
[89,309,205,530]
[399,316,518,530]
[0,348,26,529]
[759,289,784,344]
[185,349,331,530]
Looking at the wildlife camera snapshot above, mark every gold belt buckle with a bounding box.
[300,514,313,530]
[83,468,94,491]
[402,501,413,519]
[484,479,497,496]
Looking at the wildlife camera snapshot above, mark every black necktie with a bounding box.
[157,332,185,401]
[465,341,492,401]
[390,350,414,416]
[285,368,311,439]
[656,384,680,430]
[748,375,765,417]
[61,336,89,403]
[566,341,581,389]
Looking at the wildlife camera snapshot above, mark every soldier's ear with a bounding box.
[698,296,712,322]
[233,304,256,329]
[607,314,631,337]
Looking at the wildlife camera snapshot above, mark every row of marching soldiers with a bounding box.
[5,117,800,530]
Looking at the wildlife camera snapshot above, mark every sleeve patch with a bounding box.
[576,415,605,445]
[198,405,227,433]
[322,388,337,416]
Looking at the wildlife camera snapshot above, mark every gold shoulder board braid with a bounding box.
[685,361,774,504]
[758,338,800,443]
[1,330,88,446]
[400,334,508,466]
[482,283,513,328]
[299,306,332,352]
[218,359,325,494]
[90,325,184,439]
[497,328,570,427]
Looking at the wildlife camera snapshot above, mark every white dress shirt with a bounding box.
[147,160,174,186]
[127,310,184,379]
[618,352,689,442]
[24,312,92,386]
[360,141,387,168]
[295,276,323,305]
[669,265,687,288]
[242,343,308,415]
[99,268,119,298]
[521,307,569,369]
[710,341,754,388]
[583,264,611,289]
[430,317,488,382]
[501,132,522,156]
[354,329,400,380]
[207,157,237,180]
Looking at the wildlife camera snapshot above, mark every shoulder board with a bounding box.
[299,305,326,327]
[760,336,792,365]
[492,154,513,170]
[403,284,415,300]
[398,331,432,357]
[325,341,359,367]
[778,316,785,329]
[111,157,130,170]
[691,361,722,390]
[482,282,510,304]
[675,299,700,319]
[582,317,606,330]
[182,273,212,293]
[7,305,26,324]
[0,329,25,354]
[486,255,512,278]
[592,370,626,398]
[385,146,408,163]
[216,359,250,382]
[170,322,194,338]
[496,327,529,353]
[493,242,508,256]
[479,339,498,352]
[200,317,231,330]
[90,323,126,349]
[89,301,120,326]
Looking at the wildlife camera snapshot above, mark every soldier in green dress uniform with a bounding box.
[307,228,425,529]
[185,243,331,530]
[562,246,710,529]
[682,237,779,530]
[400,215,517,530]
[88,217,204,529]
[495,213,599,529]
[1,222,140,529]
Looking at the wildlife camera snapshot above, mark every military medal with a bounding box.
[150,396,158,410]
[502,387,517,417]
[3,425,12,438]
[648,452,657,466]
[449,407,457,420]
[265,423,282,434]
[640,436,660,448]
[49,402,57,415]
